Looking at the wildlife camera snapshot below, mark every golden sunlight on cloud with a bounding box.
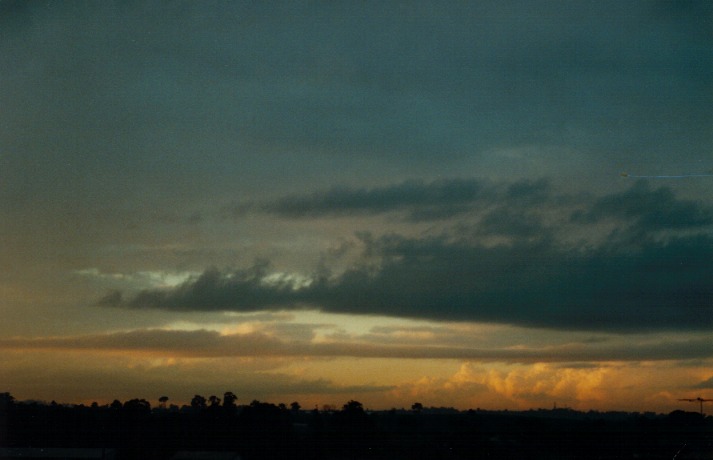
[381,361,713,413]
[303,359,616,411]
[1,312,712,413]
[473,363,608,407]
[1,344,711,413]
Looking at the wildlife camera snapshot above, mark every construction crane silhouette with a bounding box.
[678,397,713,415]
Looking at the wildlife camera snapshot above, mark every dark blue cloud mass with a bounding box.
[103,181,713,333]
[246,178,485,221]
[572,181,713,230]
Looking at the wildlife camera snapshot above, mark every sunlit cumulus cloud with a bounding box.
[379,361,711,412]
[103,180,713,333]
[415,363,619,410]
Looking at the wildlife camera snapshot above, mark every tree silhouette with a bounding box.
[223,391,237,408]
[190,394,207,410]
[333,400,375,457]
[342,400,365,413]
[336,400,372,427]
[158,396,169,409]
[0,392,14,410]
[123,398,151,413]
[208,395,221,407]
[1,393,709,459]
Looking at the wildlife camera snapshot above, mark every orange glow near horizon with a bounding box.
[2,346,711,414]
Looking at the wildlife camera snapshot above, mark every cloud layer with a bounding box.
[2,327,711,363]
[104,180,713,332]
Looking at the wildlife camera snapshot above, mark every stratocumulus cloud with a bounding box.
[572,181,713,230]
[223,178,489,221]
[1,328,711,362]
[226,178,557,222]
[102,181,713,332]
[260,178,485,220]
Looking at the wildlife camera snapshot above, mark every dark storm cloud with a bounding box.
[99,261,297,312]
[258,178,484,220]
[227,178,555,222]
[307,233,713,332]
[104,182,713,332]
[477,208,545,238]
[572,181,713,230]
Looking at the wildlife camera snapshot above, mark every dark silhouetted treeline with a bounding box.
[1,392,711,459]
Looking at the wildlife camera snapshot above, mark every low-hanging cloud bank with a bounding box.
[101,181,713,333]
[100,234,713,332]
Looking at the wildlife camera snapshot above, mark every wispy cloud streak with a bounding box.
[2,328,711,363]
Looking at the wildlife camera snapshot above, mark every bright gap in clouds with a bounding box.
[74,268,200,289]
[163,309,448,340]
[260,271,315,290]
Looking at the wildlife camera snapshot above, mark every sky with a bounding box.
[1,0,712,413]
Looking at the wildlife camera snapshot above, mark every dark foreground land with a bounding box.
[1,395,711,459]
